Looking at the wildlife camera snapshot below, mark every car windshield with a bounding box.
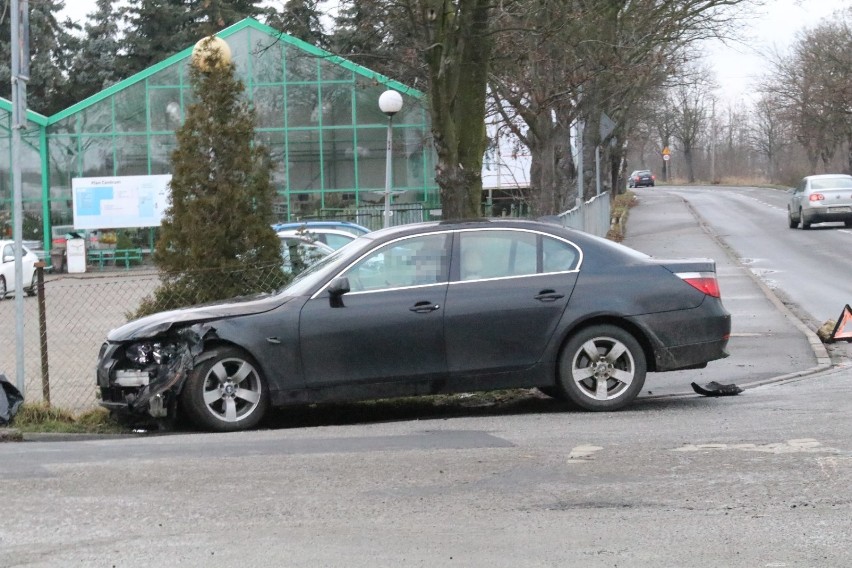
[280,235,379,296]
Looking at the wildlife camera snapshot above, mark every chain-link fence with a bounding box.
[0,262,287,413]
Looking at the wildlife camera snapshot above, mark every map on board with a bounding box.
[72,175,172,229]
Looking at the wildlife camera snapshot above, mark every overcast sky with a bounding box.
[60,0,851,103]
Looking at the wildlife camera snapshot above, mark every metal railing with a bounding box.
[541,192,611,237]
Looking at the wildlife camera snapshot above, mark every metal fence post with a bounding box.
[36,261,50,405]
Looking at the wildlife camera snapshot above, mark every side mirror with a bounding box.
[327,277,350,308]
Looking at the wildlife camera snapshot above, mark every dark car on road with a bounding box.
[787,174,852,229]
[97,219,731,431]
[628,170,656,188]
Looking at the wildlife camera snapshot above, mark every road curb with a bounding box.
[0,427,24,442]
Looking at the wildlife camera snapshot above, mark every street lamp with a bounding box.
[378,90,403,228]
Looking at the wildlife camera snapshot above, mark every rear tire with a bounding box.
[845,220,852,228]
[800,210,811,230]
[0,276,6,300]
[557,325,646,411]
[787,209,798,229]
[180,346,269,432]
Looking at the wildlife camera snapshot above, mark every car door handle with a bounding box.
[410,301,440,313]
[534,290,564,302]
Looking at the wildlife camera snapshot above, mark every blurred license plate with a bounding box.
[831,207,851,213]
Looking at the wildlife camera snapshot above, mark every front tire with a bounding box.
[557,325,646,411]
[181,346,269,432]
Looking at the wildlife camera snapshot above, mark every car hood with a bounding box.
[107,292,293,342]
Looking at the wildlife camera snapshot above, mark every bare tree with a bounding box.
[750,93,789,182]
[669,65,716,183]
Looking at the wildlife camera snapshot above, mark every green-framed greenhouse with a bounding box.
[0,18,438,252]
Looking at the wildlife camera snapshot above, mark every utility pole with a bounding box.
[710,98,716,183]
[11,0,30,394]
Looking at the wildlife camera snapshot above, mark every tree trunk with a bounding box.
[527,113,575,216]
[424,0,492,220]
[684,146,696,182]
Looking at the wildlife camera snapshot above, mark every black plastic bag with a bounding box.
[0,373,24,425]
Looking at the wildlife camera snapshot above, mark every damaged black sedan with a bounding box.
[97,219,731,432]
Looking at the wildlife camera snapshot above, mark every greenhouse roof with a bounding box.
[46,17,424,126]
[0,98,48,126]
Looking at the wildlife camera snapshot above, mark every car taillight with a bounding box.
[675,272,721,298]
[633,176,639,181]
[809,193,824,202]
[651,175,656,180]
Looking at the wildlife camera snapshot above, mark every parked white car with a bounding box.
[0,240,39,299]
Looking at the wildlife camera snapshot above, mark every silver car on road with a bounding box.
[787,174,852,229]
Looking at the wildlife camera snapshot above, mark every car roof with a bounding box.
[279,234,335,251]
[276,228,356,239]
[271,220,370,234]
[805,174,852,180]
[362,217,588,241]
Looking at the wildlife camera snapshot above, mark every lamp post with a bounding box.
[378,90,403,228]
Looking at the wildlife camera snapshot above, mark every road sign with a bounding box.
[831,304,852,342]
[599,113,616,140]
[662,146,671,156]
[663,154,670,161]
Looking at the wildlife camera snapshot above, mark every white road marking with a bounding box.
[567,445,604,461]
[671,438,840,455]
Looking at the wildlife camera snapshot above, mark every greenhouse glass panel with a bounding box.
[80,137,116,177]
[286,130,322,191]
[149,88,184,132]
[150,134,178,174]
[22,142,43,202]
[148,60,184,87]
[321,128,356,191]
[77,99,113,135]
[49,115,76,135]
[354,84,395,126]
[253,86,286,129]
[47,136,77,183]
[287,84,320,128]
[271,192,289,222]
[318,58,353,83]
[114,135,149,176]
[249,36,284,84]
[285,45,318,83]
[288,191,323,218]
[223,29,250,72]
[320,83,353,127]
[354,127,387,191]
[114,83,148,133]
[257,130,287,188]
[0,109,10,133]
[0,136,9,203]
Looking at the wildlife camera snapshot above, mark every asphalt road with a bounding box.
[654,185,852,327]
[1,187,850,567]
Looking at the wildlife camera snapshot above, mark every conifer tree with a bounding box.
[138,39,285,314]
[0,0,78,114]
[68,0,123,102]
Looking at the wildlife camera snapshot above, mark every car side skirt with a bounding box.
[269,365,549,407]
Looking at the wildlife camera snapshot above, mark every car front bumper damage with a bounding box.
[96,323,212,420]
